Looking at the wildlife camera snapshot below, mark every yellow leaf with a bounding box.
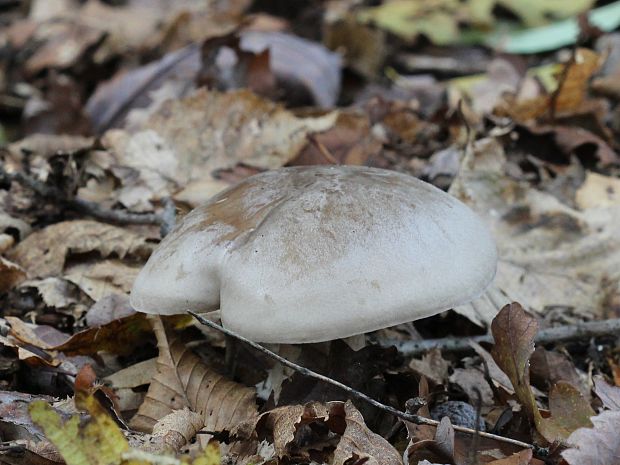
[29,393,129,465]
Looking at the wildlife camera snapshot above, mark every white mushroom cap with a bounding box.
[130,166,497,343]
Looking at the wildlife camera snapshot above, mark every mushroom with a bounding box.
[130,165,497,343]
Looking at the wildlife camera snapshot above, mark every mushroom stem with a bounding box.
[189,311,548,456]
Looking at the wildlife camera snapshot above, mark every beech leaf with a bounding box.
[130,316,257,434]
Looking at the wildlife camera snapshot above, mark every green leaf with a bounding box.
[485,1,620,54]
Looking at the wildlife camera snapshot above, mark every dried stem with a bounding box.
[380,318,620,357]
[188,311,547,456]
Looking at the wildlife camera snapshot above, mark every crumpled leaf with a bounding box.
[130,316,257,434]
[562,410,620,465]
[98,88,337,209]
[331,401,403,465]
[490,303,594,442]
[449,137,620,319]
[7,220,153,279]
[231,400,402,465]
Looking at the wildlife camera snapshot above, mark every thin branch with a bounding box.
[379,318,620,357]
[188,311,547,456]
[0,167,176,235]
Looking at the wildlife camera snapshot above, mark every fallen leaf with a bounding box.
[408,349,450,386]
[357,0,460,45]
[450,137,620,319]
[576,172,620,209]
[7,313,152,357]
[130,316,257,434]
[530,347,586,396]
[29,393,129,465]
[98,88,338,208]
[240,31,342,108]
[0,256,26,293]
[490,303,539,425]
[489,0,594,27]
[231,400,401,465]
[64,259,141,302]
[562,410,620,465]
[490,303,594,442]
[593,375,620,410]
[86,44,201,133]
[331,401,403,465]
[8,220,153,279]
[538,382,594,441]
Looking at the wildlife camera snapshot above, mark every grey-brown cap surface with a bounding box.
[130,166,497,343]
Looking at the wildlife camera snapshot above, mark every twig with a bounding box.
[0,167,176,235]
[188,311,547,456]
[379,318,620,357]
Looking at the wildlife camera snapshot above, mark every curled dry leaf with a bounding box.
[562,410,620,465]
[231,400,402,465]
[7,220,153,279]
[130,316,257,434]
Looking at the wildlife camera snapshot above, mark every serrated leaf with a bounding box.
[130,316,257,433]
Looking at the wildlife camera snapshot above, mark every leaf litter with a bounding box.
[1,1,620,465]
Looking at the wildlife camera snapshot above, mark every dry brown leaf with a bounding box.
[530,347,586,396]
[97,88,337,209]
[408,348,450,386]
[6,313,151,358]
[538,382,594,441]
[64,259,141,301]
[231,401,400,465]
[331,401,403,465]
[450,137,620,320]
[490,303,594,442]
[290,111,382,167]
[141,88,337,175]
[490,303,539,424]
[496,48,604,121]
[8,220,153,279]
[0,256,26,293]
[130,316,257,433]
[562,410,620,465]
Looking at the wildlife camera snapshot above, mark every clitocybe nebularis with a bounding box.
[130,166,497,343]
